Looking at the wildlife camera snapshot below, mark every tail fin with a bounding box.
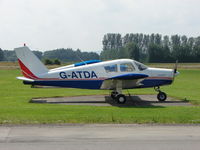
[14,46,48,79]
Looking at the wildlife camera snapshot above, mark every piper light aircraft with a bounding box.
[15,46,179,104]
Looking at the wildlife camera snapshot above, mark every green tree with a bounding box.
[171,35,181,60]
[193,36,200,62]
[43,48,99,62]
[54,59,61,65]
[102,33,122,50]
[2,50,16,61]
[44,59,53,65]
[102,33,200,63]
[118,48,129,59]
[148,44,164,62]
[125,43,140,61]
[0,48,4,61]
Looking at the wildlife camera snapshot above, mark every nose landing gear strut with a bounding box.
[154,86,167,101]
[110,81,127,104]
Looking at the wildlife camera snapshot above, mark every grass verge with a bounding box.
[0,69,199,124]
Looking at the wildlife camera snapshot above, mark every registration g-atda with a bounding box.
[59,71,98,79]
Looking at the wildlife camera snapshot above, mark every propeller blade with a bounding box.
[172,60,178,82]
[174,60,178,74]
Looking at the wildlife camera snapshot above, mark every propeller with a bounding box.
[174,60,178,74]
[172,60,178,81]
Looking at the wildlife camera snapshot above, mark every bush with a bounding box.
[44,59,53,65]
[54,59,61,65]
[44,59,61,65]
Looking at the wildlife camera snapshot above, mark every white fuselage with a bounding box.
[28,59,175,89]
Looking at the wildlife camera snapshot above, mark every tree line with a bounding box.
[1,33,200,63]
[0,48,99,63]
[100,33,200,62]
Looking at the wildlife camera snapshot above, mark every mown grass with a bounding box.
[0,69,200,124]
[131,69,200,105]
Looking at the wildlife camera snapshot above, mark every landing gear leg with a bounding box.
[111,91,118,99]
[110,81,126,104]
[154,86,167,101]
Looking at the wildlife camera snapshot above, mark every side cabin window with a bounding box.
[104,64,118,73]
[120,63,135,72]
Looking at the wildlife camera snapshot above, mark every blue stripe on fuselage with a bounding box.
[23,78,173,89]
[24,80,104,89]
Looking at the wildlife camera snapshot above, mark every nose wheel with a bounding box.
[157,92,167,101]
[154,87,167,101]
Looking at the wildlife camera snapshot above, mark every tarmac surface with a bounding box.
[0,124,199,150]
[31,95,192,107]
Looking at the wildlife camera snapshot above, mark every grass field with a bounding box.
[0,64,200,124]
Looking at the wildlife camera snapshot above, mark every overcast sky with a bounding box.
[0,0,199,51]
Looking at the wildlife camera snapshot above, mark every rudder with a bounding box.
[15,46,48,79]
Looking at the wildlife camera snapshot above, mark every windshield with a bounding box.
[134,61,148,71]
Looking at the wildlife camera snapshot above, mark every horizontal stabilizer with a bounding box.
[108,73,148,80]
[16,77,34,82]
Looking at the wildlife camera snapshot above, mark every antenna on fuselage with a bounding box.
[75,52,87,65]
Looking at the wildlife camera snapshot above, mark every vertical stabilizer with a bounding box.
[14,46,48,79]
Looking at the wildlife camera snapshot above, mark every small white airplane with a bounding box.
[15,46,179,104]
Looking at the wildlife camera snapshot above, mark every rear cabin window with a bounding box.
[104,64,118,73]
[120,63,135,72]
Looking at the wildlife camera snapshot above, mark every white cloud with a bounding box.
[0,0,199,51]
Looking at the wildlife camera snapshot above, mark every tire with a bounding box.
[111,91,118,99]
[157,92,167,101]
[116,94,126,104]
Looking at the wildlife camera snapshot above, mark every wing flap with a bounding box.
[101,73,148,89]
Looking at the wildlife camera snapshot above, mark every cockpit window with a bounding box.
[104,64,118,73]
[135,61,148,71]
[120,63,135,72]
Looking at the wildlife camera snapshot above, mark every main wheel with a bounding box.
[116,94,126,104]
[111,91,118,99]
[157,92,167,101]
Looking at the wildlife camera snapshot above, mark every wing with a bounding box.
[100,73,148,90]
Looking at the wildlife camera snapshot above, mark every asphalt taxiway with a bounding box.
[0,124,199,150]
[31,95,191,107]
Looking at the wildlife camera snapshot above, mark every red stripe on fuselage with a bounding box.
[18,59,38,79]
